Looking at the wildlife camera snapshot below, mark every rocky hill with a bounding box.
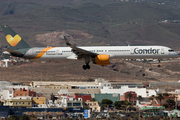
[35,30,93,47]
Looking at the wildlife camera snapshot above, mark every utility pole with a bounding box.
[175,94,178,109]
[175,75,178,109]
[139,107,140,120]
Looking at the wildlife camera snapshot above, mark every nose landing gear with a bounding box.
[158,59,161,67]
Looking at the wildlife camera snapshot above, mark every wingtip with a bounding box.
[64,36,67,40]
[64,36,71,45]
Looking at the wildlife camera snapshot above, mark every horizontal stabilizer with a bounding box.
[3,48,23,55]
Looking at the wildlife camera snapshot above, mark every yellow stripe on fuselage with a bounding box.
[33,47,54,59]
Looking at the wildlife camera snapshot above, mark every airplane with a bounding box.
[1,25,178,70]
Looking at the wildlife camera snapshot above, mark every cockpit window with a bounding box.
[168,49,174,52]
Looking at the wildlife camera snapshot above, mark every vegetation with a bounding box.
[101,99,113,107]
[101,99,113,109]
[156,94,164,106]
[163,93,169,96]
[162,104,169,108]
[125,93,133,102]
[114,100,132,110]
[8,115,19,120]
[91,98,96,101]
[137,95,143,103]
[166,99,175,109]
[0,101,3,106]
[87,78,94,82]
[21,115,30,120]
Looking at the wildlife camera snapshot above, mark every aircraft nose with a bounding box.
[175,52,180,56]
[176,51,180,55]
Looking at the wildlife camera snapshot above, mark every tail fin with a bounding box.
[1,25,31,50]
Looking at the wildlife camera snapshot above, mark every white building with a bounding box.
[6,85,31,90]
[1,88,14,100]
[11,96,32,99]
[146,89,157,97]
[101,86,157,97]
[60,95,83,108]
[32,99,61,108]
[0,85,31,101]
[30,78,111,89]
[0,59,9,67]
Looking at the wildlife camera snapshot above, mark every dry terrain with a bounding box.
[1,59,180,85]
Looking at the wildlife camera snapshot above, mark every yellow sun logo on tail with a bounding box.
[6,34,21,47]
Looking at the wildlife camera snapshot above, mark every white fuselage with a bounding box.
[25,45,178,60]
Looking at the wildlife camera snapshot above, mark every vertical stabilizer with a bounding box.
[1,25,31,50]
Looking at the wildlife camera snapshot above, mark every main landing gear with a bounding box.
[82,64,90,70]
[158,59,161,67]
[82,58,91,70]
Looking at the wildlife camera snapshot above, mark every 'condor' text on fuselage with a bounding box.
[134,48,160,54]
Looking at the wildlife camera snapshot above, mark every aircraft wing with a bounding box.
[64,36,98,59]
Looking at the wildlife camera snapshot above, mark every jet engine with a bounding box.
[94,54,110,65]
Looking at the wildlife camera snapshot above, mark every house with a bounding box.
[14,88,36,97]
[121,91,137,103]
[32,97,47,106]
[1,88,14,100]
[0,59,9,67]
[85,101,100,112]
[31,88,60,99]
[60,95,84,108]
[6,96,32,108]
[74,93,91,102]
[66,99,84,108]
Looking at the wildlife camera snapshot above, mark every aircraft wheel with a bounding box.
[158,65,161,67]
[86,65,90,69]
[82,65,87,70]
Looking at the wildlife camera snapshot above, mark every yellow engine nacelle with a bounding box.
[95,54,110,65]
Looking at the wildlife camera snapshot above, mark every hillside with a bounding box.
[0,2,180,50]
[138,24,180,50]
